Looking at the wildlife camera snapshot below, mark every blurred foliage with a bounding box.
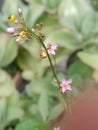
[0,0,98,129]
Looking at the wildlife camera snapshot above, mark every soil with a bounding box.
[55,86,98,130]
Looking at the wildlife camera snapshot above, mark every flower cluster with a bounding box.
[7,9,45,43]
[7,11,29,42]
[7,8,72,94]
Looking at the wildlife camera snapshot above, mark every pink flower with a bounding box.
[60,78,72,93]
[54,127,60,130]
[47,44,57,55]
[6,27,15,34]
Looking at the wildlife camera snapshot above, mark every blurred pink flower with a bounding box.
[47,44,57,55]
[54,127,60,130]
[6,27,15,34]
[60,78,72,93]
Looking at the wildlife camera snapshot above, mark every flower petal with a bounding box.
[62,87,66,93]
[66,85,72,91]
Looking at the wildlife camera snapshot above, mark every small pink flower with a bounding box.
[6,27,15,34]
[60,78,72,93]
[54,127,60,130]
[47,44,57,55]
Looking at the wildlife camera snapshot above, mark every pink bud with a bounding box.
[6,27,15,34]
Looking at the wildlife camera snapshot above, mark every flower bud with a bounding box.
[36,23,43,30]
[16,38,20,42]
[18,8,22,16]
[40,50,47,58]
[6,27,15,34]
[32,28,35,33]
[15,19,20,24]
[39,32,45,40]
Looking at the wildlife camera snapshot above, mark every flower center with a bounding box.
[8,15,15,22]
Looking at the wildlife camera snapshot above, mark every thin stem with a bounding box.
[53,55,56,70]
[38,38,60,87]
[21,18,60,87]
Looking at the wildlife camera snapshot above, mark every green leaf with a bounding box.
[2,0,22,14]
[38,91,48,121]
[0,34,18,67]
[48,103,64,121]
[0,98,6,124]
[36,12,61,34]
[77,52,98,70]
[27,0,42,4]
[42,0,60,13]
[15,118,39,130]
[22,4,45,28]
[22,70,34,81]
[7,106,24,122]
[0,69,16,97]
[58,0,94,30]
[45,30,76,50]
[17,47,36,71]
[67,60,93,77]
[15,118,49,130]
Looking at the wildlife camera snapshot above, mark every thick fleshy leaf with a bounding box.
[15,119,39,130]
[58,0,96,45]
[58,0,94,30]
[77,52,98,70]
[7,106,24,122]
[0,69,16,97]
[38,91,48,121]
[17,47,36,71]
[22,70,34,81]
[22,4,45,28]
[48,103,64,121]
[0,98,6,124]
[45,30,76,50]
[0,34,18,67]
[42,0,60,13]
[2,0,22,14]
[26,0,42,4]
[15,118,49,130]
[36,12,61,34]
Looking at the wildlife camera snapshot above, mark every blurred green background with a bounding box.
[0,0,98,130]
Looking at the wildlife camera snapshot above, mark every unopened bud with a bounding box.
[15,19,20,24]
[39,32,45,40]
[32,28,35,33]
[6,27,15,34]
[40,50,47,58]
[16,38,20,42]
[54,79,57,84]
[36,23,43,30]
[18,8,22,16]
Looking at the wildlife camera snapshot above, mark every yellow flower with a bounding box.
[8,15,16,22]
[20,31,26,39]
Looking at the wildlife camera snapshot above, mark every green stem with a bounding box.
[38,38,60,87]
[27,27,60,87]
